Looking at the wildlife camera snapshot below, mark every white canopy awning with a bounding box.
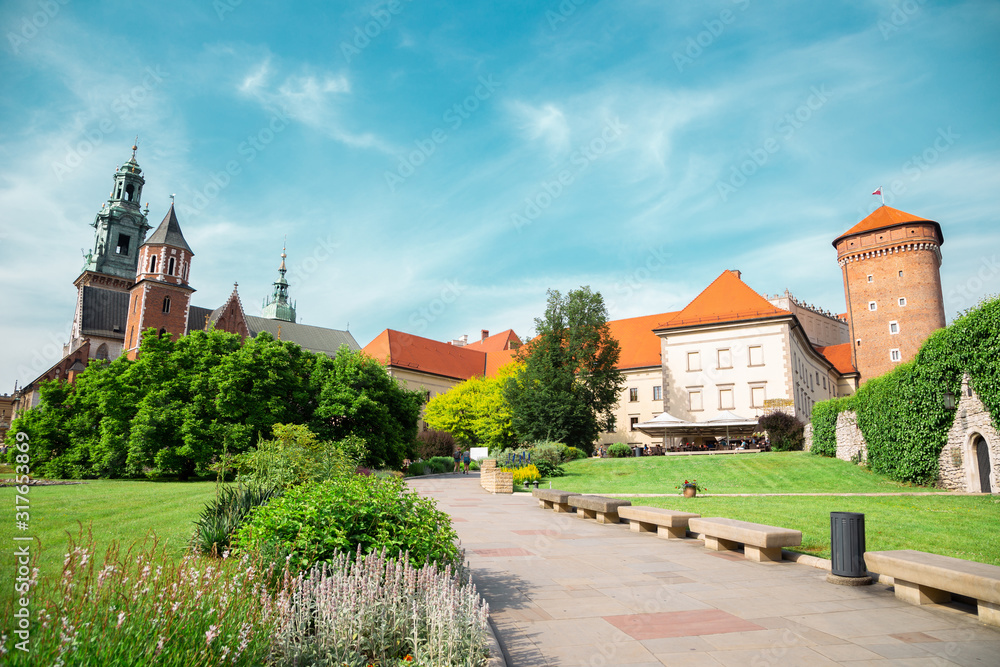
[634,410,759,443]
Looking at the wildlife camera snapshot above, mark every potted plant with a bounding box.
[676,479,707,498]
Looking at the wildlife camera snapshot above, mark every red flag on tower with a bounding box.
[872,187,881,196]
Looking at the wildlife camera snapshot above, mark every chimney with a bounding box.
[729,269,742,280]
[481,329,489,341]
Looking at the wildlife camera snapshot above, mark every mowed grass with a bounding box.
[0,479,221,592]
[557,451,947,495]
[638,494,1000,565]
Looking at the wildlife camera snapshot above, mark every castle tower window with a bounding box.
[149,255,157,273]
[890,349,901,362]
[868,301,877,311]
[889,321,899,335]
[867,275,873,283]
[898,297,907,306]
[125,184,134,201]
[168,257,175,275]
[116,233,131,255]
[162,296,171,313]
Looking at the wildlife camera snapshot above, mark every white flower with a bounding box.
[116,611,126,629]
[205,625,219,645]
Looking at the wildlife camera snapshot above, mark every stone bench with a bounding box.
[864,550,1000,627]
[688,517,801,563]
[618,506,700,539]
[568,495,632,524]
[531,488,580,513]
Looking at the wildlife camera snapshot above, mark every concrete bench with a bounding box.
[688,517,801,563]
[618,506,700,539]
[568,495,632,524]
[864,550,1000,627]
[531,488,580,513]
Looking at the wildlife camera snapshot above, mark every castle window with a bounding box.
[653,385,662,401]
[159,328,167,337]
[96,344,109,360]
[149,255,157,273]
[898,297,907,307]
[889,321,899,335]
[719,387,735,411]
[125,183,135,201]
[162,297,171,314]
[868,301,877,311]
[750,385,765,408]
[890,349,901,362]
[689,389,703,412]
[629,388,638,402]
[748,345,764,366]
[116,233,131,255]
[898,270,903,278]
[856,339,862,347]
[687,351,701,372]
[168,257,175,275]
[630,417,639,431]
[867,275,873,283]
[717,348,732,369]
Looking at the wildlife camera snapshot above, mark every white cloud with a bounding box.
[508,101,571,156]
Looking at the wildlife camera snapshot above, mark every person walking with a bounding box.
[453,449,461,473]
[462,449,471,474]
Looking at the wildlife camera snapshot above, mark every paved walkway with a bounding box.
[408,474,1000,667]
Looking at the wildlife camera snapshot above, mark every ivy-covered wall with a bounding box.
[810,296,1000,485]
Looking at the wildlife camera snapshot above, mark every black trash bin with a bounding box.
[830,511,866,578]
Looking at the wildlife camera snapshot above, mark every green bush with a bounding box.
[406,461,429,476]
[234,423,366,489]
[810,398,847,457]
[562,446,588,461]
[190,483,284,555]
[529,443,563,467]
[415,429,457,460]
[607,443,633,458]
[234,475,461,573]
[758,412,805,452]
[427,456,455,473]
[533,459,565,478]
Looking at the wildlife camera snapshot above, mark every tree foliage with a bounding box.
[422,362,521,450]
[6,328,422,478]
[757,411,805,451]
[809,295,1000,484]
[505,287,624,453]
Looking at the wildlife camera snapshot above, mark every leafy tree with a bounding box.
[757,411,805,451]
[505,287,624,454]
[422,362,520,451]
[311,346,424,470]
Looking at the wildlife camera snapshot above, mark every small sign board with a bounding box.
[470,447,489,461]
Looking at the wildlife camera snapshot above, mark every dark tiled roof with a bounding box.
[244,315,360,356]
[187,306,214,334]
[146,204,193,253]
[81,287,129,339]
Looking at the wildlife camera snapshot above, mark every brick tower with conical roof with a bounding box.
[834,205,945,383]
[124,203,196,359]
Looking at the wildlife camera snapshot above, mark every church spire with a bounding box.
[261,240,297,323]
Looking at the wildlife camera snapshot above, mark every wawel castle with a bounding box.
[14,148,948,450]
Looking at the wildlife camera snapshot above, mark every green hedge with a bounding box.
[810,296,1000,485]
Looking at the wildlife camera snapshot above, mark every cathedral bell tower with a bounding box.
[124,202,196,359]
[83,143,151,280]
[261,243,297,323]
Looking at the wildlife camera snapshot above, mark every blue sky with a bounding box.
[1,0,999,391]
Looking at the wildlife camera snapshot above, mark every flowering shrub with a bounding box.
[0,530,280,665]
[234,475,461,573]
[502,464,541,484]
[272,549,489,667]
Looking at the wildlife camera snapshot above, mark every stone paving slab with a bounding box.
[408,475,1000,666]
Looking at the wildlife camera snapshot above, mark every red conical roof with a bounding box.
[833,205,937,246]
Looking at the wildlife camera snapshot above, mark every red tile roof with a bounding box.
[833,205,933,245]
[657,270,789,330]
[464,329,521,352]
[606,312,678,369]
[363,329,486,380]
[815,342,857,375]
[485,349,519,377]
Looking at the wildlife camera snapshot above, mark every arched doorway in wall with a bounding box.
[974,435,993,493]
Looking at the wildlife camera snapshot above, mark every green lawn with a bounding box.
[556,451,948,495]
[638,494,1000,565]
[0,479,222,592]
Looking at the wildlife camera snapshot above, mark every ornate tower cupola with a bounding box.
[261,243,297,323]
[124,202,196,359]
[82,143,152,280]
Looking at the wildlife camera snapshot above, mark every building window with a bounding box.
[168,257,176,275]
[868,301,877,311]
[162,297,171,313]
[719,387,734,411]
[867,275,873,283]
[629,417,639,431]
[898,297,907,307]
[890,349,902,362]
[653,385,662,401]
[607,417,616,433]
[889,321,899,334]
[748,345,764,366]
[629,387,638,402]
[689,389,703,412]
[856,339,861,347]
[687,351,701,372]
[717,348,732,369]
[898,270,903,278]
[149,255,158,273]
[750,385,766,408]
[116,233,131,255]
